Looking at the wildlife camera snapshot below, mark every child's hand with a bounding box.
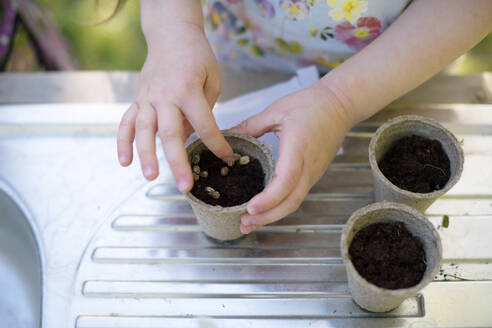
[117,22,233,191]
[229,83,353,234]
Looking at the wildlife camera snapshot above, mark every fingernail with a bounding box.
[178,178,190,192]
[223,153,238,162]
[240,224,252,234]
[118,153,128,165]
[247,204,257,215]
[143,166,155,179]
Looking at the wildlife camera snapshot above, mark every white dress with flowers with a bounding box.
[203,0,410,72]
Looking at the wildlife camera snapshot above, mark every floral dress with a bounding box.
[203,0,410,72]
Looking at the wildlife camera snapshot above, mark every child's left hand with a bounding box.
[229,82,353,234]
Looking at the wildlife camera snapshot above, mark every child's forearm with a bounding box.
[140,0,204,47]
[320,0,492,125]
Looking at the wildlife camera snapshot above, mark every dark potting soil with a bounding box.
[190,150,265,207]
[349,222,426,290]
[378,135,450,193]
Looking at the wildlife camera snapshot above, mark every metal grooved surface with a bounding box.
[70,105,492,328]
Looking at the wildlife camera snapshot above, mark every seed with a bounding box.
[193,173,199,181]
[192,154,200,164]
[200,170,208,178]
[205,186,220,199]
[220,167,229,176]
[239,155,250,165]
[193,165,200,174]
[227,153,241,167]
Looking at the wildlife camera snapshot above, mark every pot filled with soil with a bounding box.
[185,132,274,240]
[369,115,464,212]
[341,202,441,312]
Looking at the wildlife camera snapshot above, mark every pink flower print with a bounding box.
[255,0,276,19]
[334,17,382,51]
[279,0,310,21]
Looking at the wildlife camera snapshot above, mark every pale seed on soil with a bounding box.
[192,154,200,164]
[239,155,250,165]
[205,186,220,199]
[200,170,208,178]
[193,173,199,181]
[193,165,200,174]
[220,167,229,176]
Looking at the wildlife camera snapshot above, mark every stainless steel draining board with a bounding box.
[1,102,492,327]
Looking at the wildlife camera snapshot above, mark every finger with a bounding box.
[135,101,159,180]
[117,103,138,166]
[228,109,279,138]
[241,173,310,229]
[181,92,234,160]
[246,131,304,215]
[240,224,261,235]
[156,104,193,192]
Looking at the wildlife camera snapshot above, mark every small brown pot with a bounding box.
[184,132,275,241]
[341,202,442,312]
[369,115,464,212]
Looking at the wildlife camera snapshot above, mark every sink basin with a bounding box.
[1,72,492,327]
[0,184,42,328]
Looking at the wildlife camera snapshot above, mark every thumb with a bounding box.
[228,109,278,138]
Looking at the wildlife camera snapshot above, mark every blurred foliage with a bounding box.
[446,32,492,74]
[36,0,492,72]
[5,24,40,71]
[38,0,146,70]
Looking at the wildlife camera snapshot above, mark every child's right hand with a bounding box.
[117,18,234,192]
